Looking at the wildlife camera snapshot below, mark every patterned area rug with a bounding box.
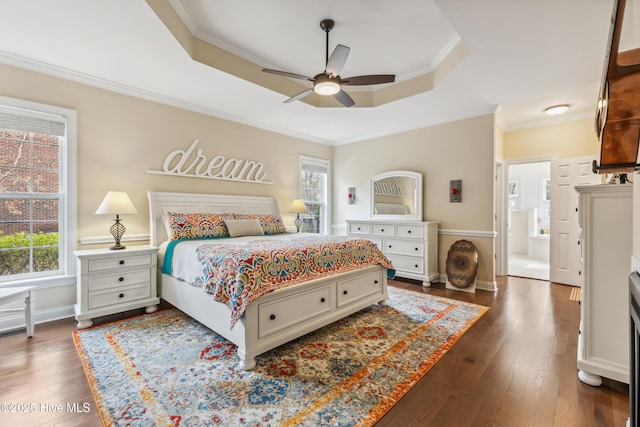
[73,287,488,426]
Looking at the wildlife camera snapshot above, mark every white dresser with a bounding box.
[576,184,632,385]
[74,245,159,329]
[346,220,439,286]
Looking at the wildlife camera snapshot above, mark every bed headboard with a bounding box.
[147,191,282,247]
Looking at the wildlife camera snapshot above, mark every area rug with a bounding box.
[73,287,488,427]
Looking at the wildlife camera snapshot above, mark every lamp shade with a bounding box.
[95,191,137,215]
[289,199,307,214]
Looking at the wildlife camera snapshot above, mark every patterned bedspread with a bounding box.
[192,235,394,327]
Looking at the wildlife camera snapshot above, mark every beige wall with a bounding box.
[503,119,599,160]
[0,63,331,316]
[333,114,496,288]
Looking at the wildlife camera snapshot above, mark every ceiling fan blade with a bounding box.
[334,90,355,107]
[342,74,396,86]
[262,68,314,82]
[284,88,314,103]
[326,44,350,76]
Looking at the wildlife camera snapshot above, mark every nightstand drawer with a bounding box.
[89,284,151,310]
[88,269,151,291]
[88,254,152,272]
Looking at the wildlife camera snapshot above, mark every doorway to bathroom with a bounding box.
[507,161,550,281]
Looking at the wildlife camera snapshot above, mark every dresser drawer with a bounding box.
[384,239,424,257]
[387,255,424,275]
[349,222,370,235]
[88,254,152,272]
[397,225,424,239]
[88,284,151,309]
[372,224,395,237]
[337,270,383,307]
[258,285,333,338]
[88,269,151,291]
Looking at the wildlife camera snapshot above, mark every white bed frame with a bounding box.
[148,191,388,370]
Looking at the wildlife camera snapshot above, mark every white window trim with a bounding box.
[0,96,77,289]
[299,155,331,235]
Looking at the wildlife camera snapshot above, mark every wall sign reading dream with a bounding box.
[146,139,272,184]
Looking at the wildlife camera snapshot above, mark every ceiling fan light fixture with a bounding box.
[314,75,341,95]
[544,104,570,116]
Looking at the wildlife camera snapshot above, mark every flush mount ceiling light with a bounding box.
[544,104,570,116]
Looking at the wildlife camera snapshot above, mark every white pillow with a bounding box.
[224,219,264,237]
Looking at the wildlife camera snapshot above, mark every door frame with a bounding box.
[499,155,556,276]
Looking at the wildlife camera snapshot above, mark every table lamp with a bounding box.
[95,191,137,250]
[289,199,307,233]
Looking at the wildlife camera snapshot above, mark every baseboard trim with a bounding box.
[0,305,74,333]
[439,274,497,292]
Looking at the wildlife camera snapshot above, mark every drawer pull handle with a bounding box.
[119,260,125,265]
[118,293,125,298]
[269,314,276,320]
[118,277,124,282]
[320,297,326,303]
[343,290,348,295]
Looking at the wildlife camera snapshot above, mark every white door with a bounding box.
[550,155,600,285]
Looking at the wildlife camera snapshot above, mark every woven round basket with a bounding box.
[445,239,479,288]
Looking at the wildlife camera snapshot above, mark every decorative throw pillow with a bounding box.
[223,219,265,237]
[234,213,287,235]
[166,212,232,240]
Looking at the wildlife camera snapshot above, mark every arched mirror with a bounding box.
[370,170,422,221]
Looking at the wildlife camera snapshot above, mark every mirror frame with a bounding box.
[370,170,423,221]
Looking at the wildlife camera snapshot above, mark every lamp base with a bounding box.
[294,215,302,233]
[110,216,126,250]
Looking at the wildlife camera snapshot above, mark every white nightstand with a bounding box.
[74,245,159,329]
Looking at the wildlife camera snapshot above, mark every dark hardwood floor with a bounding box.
[0,276,630,426]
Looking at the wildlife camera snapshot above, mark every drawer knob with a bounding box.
[408,230,412,234]
[374,280,378,284]
[388,245,392,249]
[320,297,326,303]
[381,228,384,232]
[119,260,125,265]
[343,290,348,295]
[415,264,419,268]
[118,277,124,282]
[118,293,125,298]
[269,314,276,320]
[357,227,361,231]
[415,247,419,251]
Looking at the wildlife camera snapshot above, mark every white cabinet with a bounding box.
[74,246,159,329]
[576,184,632,385]
[346,220,438,286]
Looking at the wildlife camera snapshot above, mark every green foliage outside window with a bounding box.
[0,232,59,275]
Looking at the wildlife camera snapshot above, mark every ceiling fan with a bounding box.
[262,19,395,107]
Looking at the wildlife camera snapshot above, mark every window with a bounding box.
[299,156,331,234]
[0,96,76,287]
